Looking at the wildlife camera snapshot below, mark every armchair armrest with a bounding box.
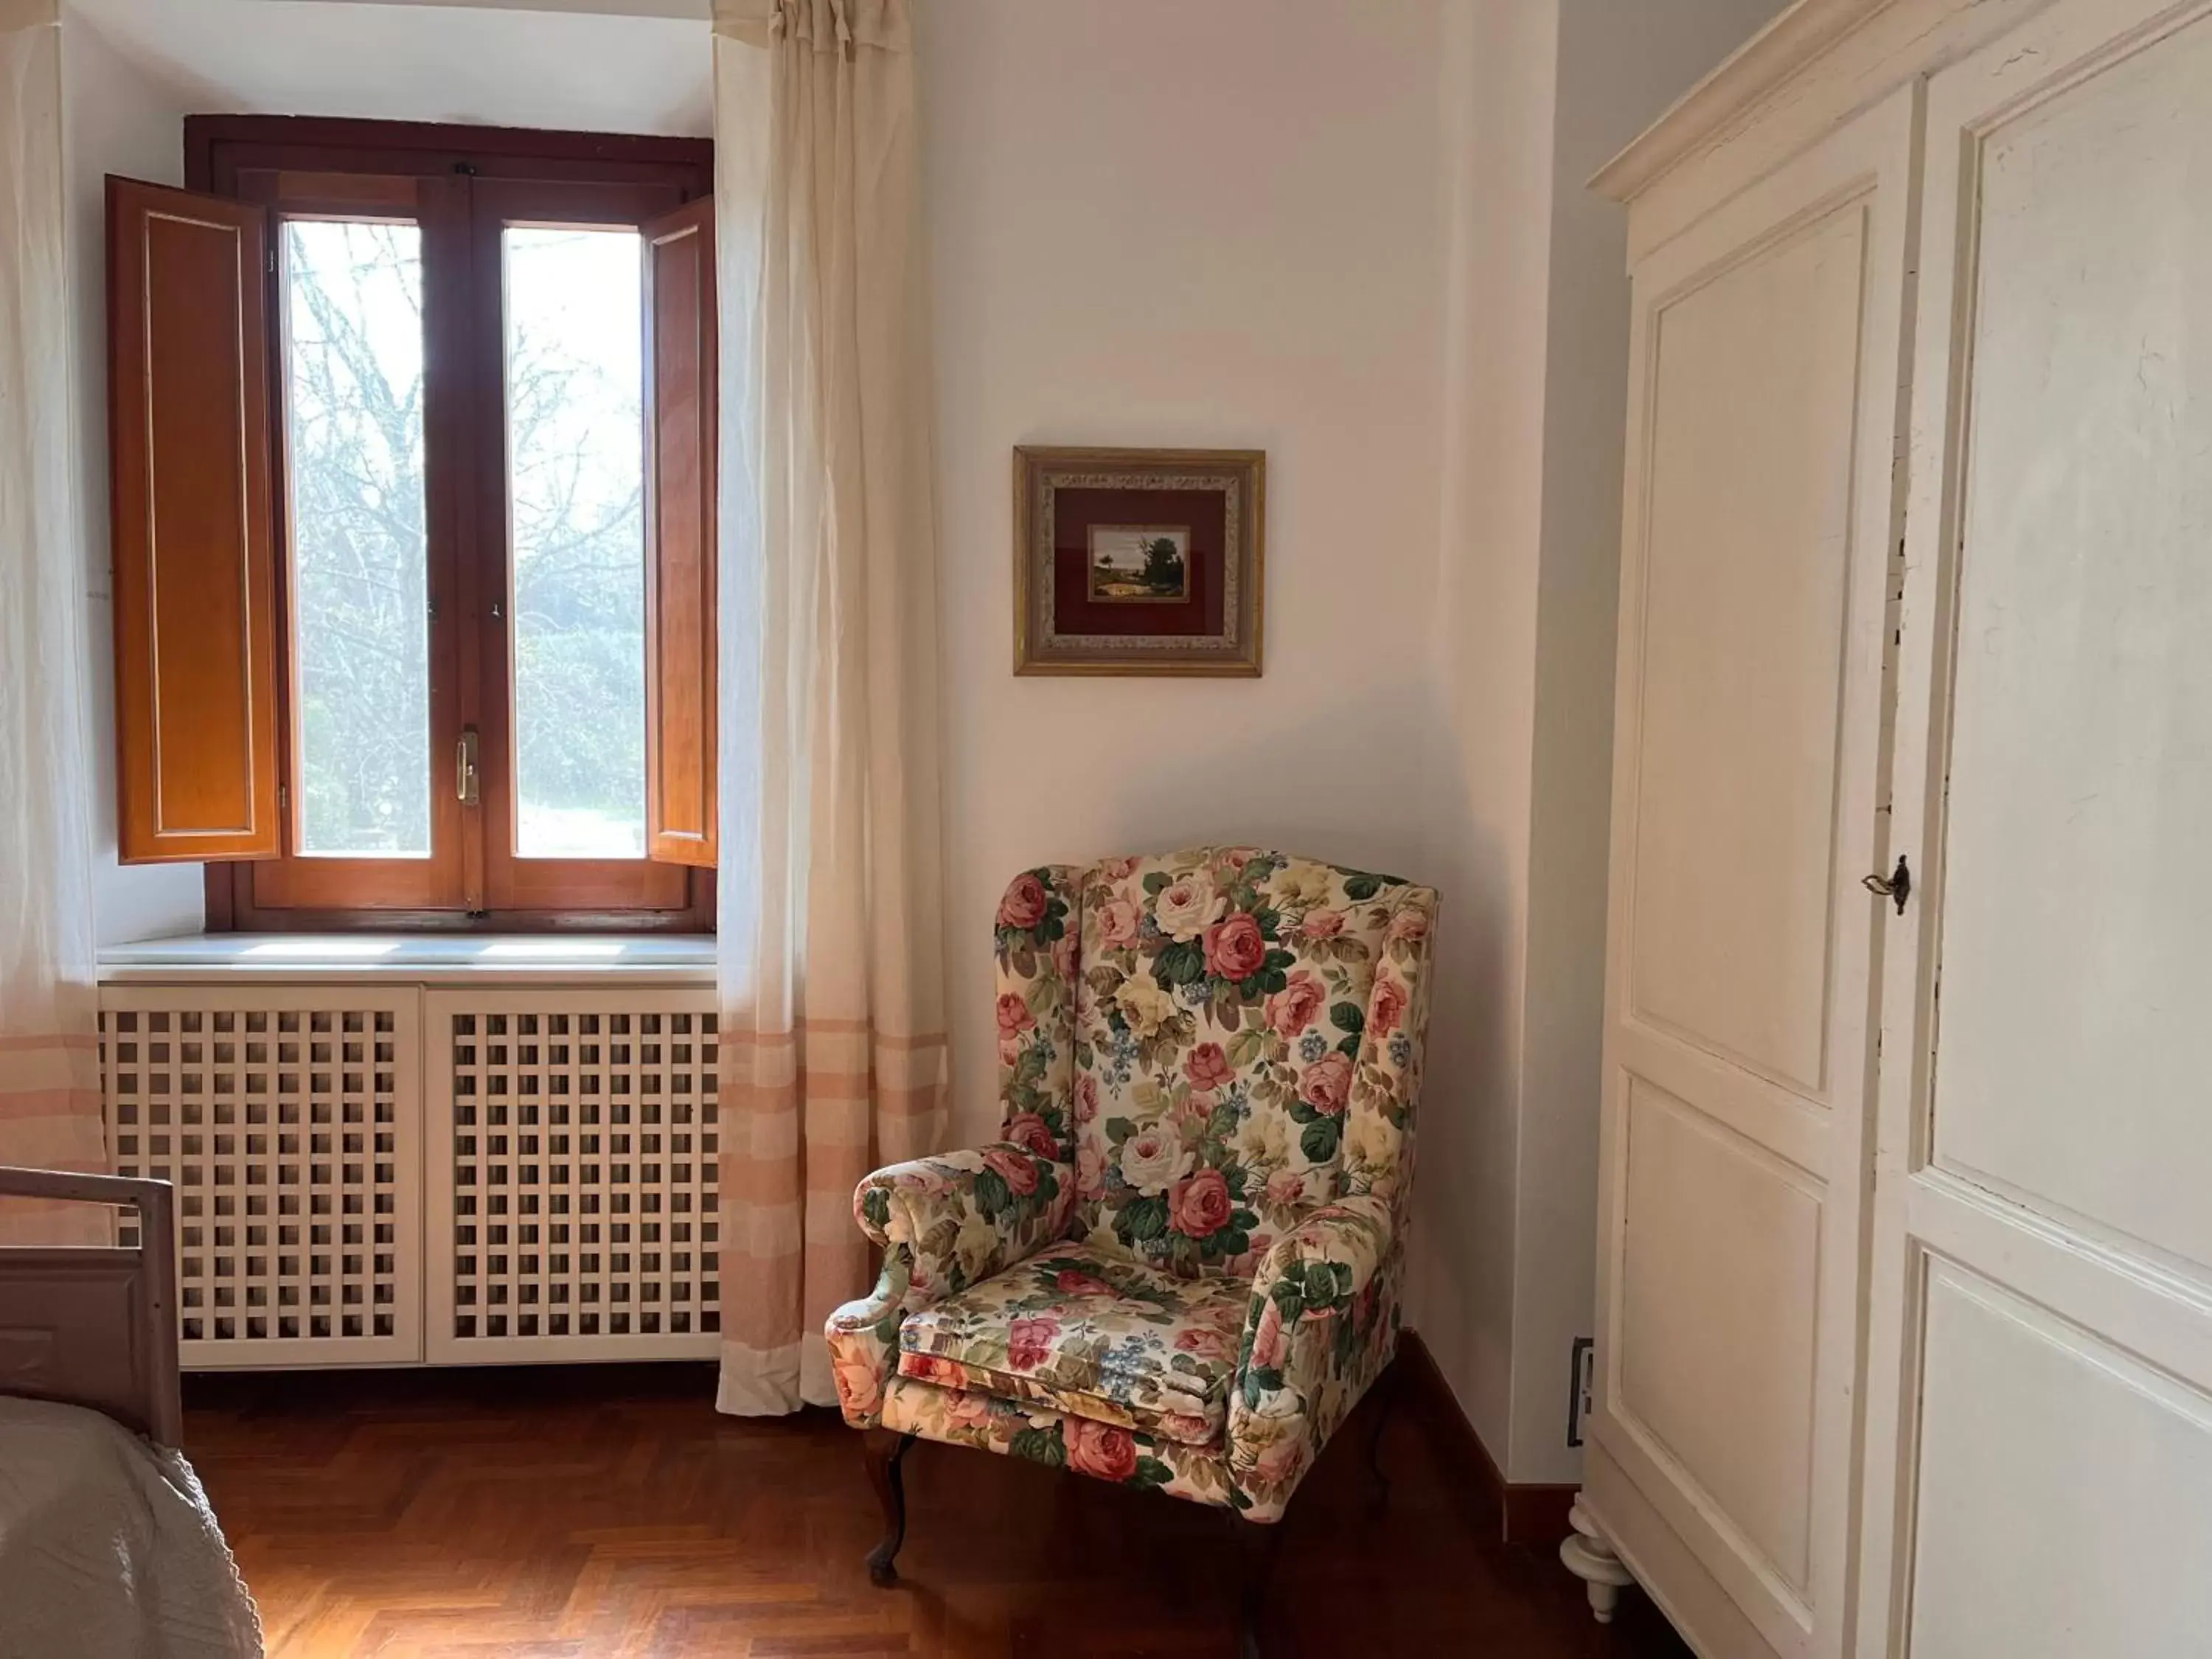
[854,1142,1073,1290]
[1225,1193,1399,1520]
[825,1141,1071,1427]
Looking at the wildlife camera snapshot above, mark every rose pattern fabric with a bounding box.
[826,1138,1074,1428]
[1067,850,1427,1281]
[827,849,1438,1523]
[824,1261,903,1425]
[1225,1194,1402,1516]
[993,864,1084,1165]
[852,1143,1072,1295]
[898,1242,1248,1444]
[882,1377,1237,1511]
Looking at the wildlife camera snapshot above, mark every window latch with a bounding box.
[456,726,480,806]
[1862,855,1911,914]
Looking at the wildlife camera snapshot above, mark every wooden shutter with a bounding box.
[107,176,279,863]
[641,197,718,870]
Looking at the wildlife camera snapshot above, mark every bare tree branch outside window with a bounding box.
[282,220,649,862]
[285,220,431,856]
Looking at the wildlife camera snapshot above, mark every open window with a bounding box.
[106,120,717,929]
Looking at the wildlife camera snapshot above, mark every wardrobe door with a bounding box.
[1591,86,1916,1659]
[1858,4,2212,1654]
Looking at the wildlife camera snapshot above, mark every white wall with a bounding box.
[1461,0,1792,1484]
[916,0,1787,1486]
[1413,0,1565,1483]
[917,0,1454,1146]
[68,0,710,136]
[62,9,204,946]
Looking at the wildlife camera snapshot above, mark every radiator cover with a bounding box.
[100,987,423,1369]
[99,981,720,1369]
[426,990,720,1363]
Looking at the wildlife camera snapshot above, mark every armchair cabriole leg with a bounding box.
[1231,1515,1286,1659]
[861,1429,915,1587]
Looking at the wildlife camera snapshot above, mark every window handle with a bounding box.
[456,726,480,806]
[1862,855,1910,914]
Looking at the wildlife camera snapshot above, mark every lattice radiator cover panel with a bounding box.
[100,987,424,1368]
[425,990,720,1363]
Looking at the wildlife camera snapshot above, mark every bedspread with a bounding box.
[0,1396,260,1658]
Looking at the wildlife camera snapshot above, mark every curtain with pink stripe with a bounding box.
[711,0,951,1413]
[0,0,108,1243]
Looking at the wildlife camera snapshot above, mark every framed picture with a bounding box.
[1013,446,1265,675]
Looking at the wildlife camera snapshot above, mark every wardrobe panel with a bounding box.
[1618,1077,1822,1595]
[1627,204,1866,1101]
[1908,1260,2212,1658]
[1930,11,2212,1275]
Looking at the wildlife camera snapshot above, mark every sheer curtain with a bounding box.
[712,0,952,1414]
[0,0,106,1242]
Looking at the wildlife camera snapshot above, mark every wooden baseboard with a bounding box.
[1397,1328,1579,1548]
[1503,1478,1579,1549]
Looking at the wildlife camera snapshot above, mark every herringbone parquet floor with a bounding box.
[181,1364,1692,1658]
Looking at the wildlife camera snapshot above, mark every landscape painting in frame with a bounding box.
[1014,446,1265,676]
[1088,526,1191,603]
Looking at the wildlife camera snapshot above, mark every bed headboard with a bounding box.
[0,1167,180,1446]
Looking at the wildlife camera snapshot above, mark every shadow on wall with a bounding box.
[1399,698,1525,1456]
[1082,685,1433,880]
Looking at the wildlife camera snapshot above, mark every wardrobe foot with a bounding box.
[1559,1497,1635,1625]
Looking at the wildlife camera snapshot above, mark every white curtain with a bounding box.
[0,0,106,1242]
[712,0,952,1413]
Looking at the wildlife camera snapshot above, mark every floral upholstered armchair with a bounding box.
[826,848,1439,1654]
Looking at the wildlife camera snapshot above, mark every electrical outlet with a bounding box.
[1567,1337,1596,1449]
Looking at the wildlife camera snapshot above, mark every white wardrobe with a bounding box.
[1583,1,2212,1655]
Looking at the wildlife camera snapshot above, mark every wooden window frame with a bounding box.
[179,117,717,933]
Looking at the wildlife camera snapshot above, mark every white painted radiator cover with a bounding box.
[426,990,720,1364]
[99,947,719,1371]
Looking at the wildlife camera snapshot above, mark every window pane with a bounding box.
[284,220,432,858]
[504,226,647,860]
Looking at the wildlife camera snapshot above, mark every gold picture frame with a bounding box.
[1012,445,1266,676]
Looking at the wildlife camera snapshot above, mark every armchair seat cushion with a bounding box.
[896,1242,1250,1446]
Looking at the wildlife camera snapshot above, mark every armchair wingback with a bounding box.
[827,848,1438,1585]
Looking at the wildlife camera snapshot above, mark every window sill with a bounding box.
[97,933,716,988]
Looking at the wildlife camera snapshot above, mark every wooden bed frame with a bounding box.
[0,1167,180,1444]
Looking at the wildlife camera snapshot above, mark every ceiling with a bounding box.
[68,0,714,136]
